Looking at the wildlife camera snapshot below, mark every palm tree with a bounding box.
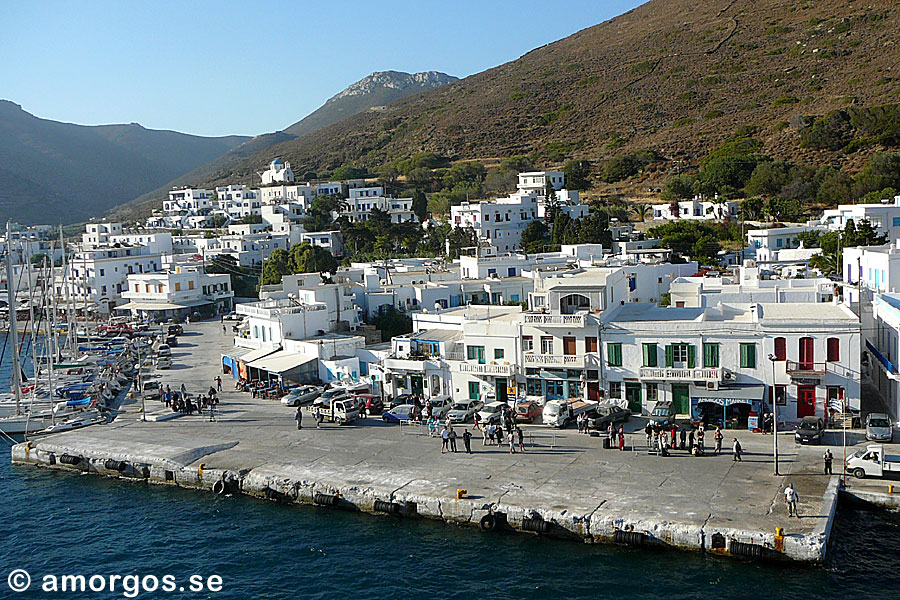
[632,203,652,222]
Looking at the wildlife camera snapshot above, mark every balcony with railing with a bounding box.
[521,311,587,328]
[785,361,827,376]
[523,353,584,368]
[639,367,723,382]
[450,361,517,376]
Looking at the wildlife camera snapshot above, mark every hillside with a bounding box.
[0,100,248,224]
[284,71,459,138]
[117,71,458,220]
[167,0,900,195]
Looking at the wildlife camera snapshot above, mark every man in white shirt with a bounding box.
[784,483,799,518]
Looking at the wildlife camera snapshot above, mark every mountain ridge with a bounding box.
[157,0,900,195]
[0,100,249,224]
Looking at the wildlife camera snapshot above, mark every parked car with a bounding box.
[794,416,826,444]
[141,381,161,400]
[587,405,632,430]
[156,344,172,357]
[447,399,484,424]
[515,401,542,423]
[649,402,675,427]
[477,401,507,425]
[427,395,453,419]
[222,313,241,321]
[382,404,415,424]
[320,387,351,402]
[280,385,323,407]
[387,393,415,409]
[866,412,893,442]
[167,324,184,336]
[156,356,172,370]
[355,394,384,415]
[165,335,179,347]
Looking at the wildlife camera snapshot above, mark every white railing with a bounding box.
[639,367,722,382]
[451,362,517,375]
[523,354,584,367]
[444,352,465,361]
[522,312,587,327]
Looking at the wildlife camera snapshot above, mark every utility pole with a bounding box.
[768,352,780,476]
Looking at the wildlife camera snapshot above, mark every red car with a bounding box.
[515,401,541,423]
[355,393,384,415]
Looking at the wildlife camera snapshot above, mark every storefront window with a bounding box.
[526,379,543,395]
[569,381,582,398]
[546,380,565,398]
[608,381,622,399]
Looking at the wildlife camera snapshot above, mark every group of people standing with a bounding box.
[161,378,221,421]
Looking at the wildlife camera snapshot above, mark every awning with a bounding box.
[693,385,765,406]
[115,299,213,311]
[247,350,316,374]
[239,347,280,364]
[539,369,569,379]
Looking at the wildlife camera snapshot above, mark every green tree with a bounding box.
[520,221,549,252]
[411,189,428,222]
[238,214,263,224]
[260,248,291,286]
[29,252,48,266]
[288,242,338,274]
[563,159,592,190]
[632,203,652,222]
[745,161,792,197]
[698,135,768,195]
[661,174,696,201]
[853,153,900,198]
[331,165,367,180]
[740,197,764,220]
[442,161,487,190]
[764,198,801,223]
[815,166,854,205]
[447,227,479,258]
[372,307,413,342]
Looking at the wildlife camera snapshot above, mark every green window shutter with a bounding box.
[704,343,719,368]
[687,344,696,369]
[608,343,622,367]
[643,343,657,367]
[665,344,674,367]
[740,343,757,368]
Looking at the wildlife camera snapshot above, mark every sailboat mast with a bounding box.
[6,222,24,416]
[59,225,74,356]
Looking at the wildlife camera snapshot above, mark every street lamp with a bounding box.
[768,353,780,476]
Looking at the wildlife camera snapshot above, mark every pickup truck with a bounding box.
[542,399,598,428]
[846,445,900,479]
[310,397,359,425]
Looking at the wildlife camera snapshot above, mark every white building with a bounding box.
[300,231,343,257]
[601,302,861,424]
[258,159,294,185]
[118,266,233,321]
[869,293,900,421]
[652,199,739,221]
[818,198,900,240]
[842,242,900,306]
[64,246,163,315]
[517,171,565,194]
[258,184,315,209]
[670,263,835,308]
[234,298,330,350]
[338,195,416,224]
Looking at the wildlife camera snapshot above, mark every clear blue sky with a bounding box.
[1,1,643,138]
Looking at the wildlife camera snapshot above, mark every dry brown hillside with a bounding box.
[124,0,900,207]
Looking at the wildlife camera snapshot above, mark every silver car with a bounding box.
[866,412,893,442]
[447,399,484,423]
[281,385,323,407]
[428,395,453,419]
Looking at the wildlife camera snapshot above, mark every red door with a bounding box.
[587,382,600,402]
[797,386,816,418]
[799,337,814,370]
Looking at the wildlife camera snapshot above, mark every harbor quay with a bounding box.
[12,322,843,562]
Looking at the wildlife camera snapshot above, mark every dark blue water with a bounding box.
[2,344,899,598]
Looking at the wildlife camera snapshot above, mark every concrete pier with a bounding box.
[11,322,843,562]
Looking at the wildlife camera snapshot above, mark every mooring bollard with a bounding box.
[456,488,466,499]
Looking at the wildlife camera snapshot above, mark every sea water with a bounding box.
[1,348,898,598]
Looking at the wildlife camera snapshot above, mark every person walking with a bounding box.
[607,422,615,449]
[441,427,449,453]
[688,428,695,451]
[618,424,625,451]
[517,426,525,453]
[216,376,222,392]
[463,428,473,454]
[482,424,489,446]
[732,437,742,461]
[714,427,723,455]
[507,430,516,453]
[486,424,495,446]
[576,413,584,434]
[679,428,686,450]
[824,448,834,475]
[294,406,303,430]
[784,483,800,518]
[473,412,481,431]
[449,427,458,453]
[180,383,187,398]
[645,422,653,448]
[697,426,705,451]
[315,409,323,429]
